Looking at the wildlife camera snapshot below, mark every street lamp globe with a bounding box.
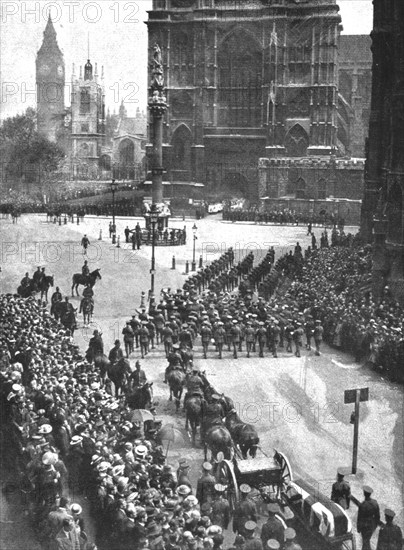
[192,223,197,235]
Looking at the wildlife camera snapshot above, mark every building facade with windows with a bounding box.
[147,0,370,201]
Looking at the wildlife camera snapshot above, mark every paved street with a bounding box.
[0,213,403,550]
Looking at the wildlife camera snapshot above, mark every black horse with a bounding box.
[61,307,77,336]
[167,368,186,411]
[71,269,101,296]
[225,409,259,459]
[39,275,54,302]
[107,358,131,397]
[79,296,93,325]
[126,382,154,409]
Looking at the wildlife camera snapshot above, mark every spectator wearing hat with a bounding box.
[244,521,263,550]
[260,503,286,546]
[284,528,302,550]
[357,486,381,550]
[331,469,351,510]
[376,509,402,550]
[177,461,192,491]
[196,462,216,507]
[108,340,124,365]
[233,484,257,536]
[50,517,81,550]
[211,484,230,529]
[45,496,73,542]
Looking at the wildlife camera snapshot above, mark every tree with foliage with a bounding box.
[0,107,64,182]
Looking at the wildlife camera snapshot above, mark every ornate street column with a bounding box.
[148,43,167,205]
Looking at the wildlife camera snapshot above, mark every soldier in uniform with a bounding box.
[357,486,381,550]
[201,322,212,359]
[270,320,281,358]
[139,322,150,358]
[196,462,216,506]
[122,322,135,357]
[331,469,351,509]
[211,484,230,529]
[304,317,315,350]
[162,322,174,358]
[231,320,241,359]
[233,484,257,536]
[32,266,43,288]
[183,365,204,410]
[129,361,147,390]
[376,509,403,550]
[244,521,263,550]
[256,322,267,357]
[51,286,63,316]
[214,321,226,359]
[245,321,255,358]
[87,329,104,361]
[284,320,294,353]
[108,340,124,365]
[260,503,286,546]
[82,260,90,277]
[284,528,302,550]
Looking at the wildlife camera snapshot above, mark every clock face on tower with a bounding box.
[57,65,64,76]
[39,63,50,76]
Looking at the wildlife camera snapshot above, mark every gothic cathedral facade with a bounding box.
[147,0,342,199]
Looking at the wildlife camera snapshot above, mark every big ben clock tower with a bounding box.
[36,15,65,143]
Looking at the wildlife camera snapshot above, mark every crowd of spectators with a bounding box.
[223,208,345,228]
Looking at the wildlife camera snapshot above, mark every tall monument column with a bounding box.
[148,44,167,204]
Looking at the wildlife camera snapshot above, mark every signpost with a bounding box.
[344,387,369,474]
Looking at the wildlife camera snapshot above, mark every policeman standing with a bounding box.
[357,486,381,550]
[233,484,257,536]
[196,462,216,506]
[331,469,351,509]
[376,509,403,550]
[211,484,230,530]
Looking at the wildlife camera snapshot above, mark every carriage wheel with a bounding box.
[274,450,293,496]
[341,536,356,550]
[218,459,239,514]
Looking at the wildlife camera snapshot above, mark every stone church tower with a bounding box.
[361,0,404,301]
[36,15,65,143]
[147,0,341,199]
[70,58,106,179]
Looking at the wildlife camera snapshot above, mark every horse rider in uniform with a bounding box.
[164,344,184,383]
[233,484,257,537]
[376,509,402,550]
[357,486,381,550]
[20,272,31,290]
[183,364,204,410]
[129,361,147,390]
[87,330,104,362]
[108,340,124,365]
[33,266,43,287]
[82,283,94,315]
[331,469,351,509]
[82,260,90,277]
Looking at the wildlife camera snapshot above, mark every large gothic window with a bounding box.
[218,32,262,127]
[171,125,192,180]
[285,124,309,157]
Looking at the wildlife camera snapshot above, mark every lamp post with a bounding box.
[191,223,197,271]
[149,204,160,297]
[110,179,118,244]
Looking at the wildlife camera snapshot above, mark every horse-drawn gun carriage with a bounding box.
[216,449,356,550]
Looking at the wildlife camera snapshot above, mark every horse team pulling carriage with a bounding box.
[215,448,356,550]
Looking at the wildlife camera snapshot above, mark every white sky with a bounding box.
[0,1,373,121]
